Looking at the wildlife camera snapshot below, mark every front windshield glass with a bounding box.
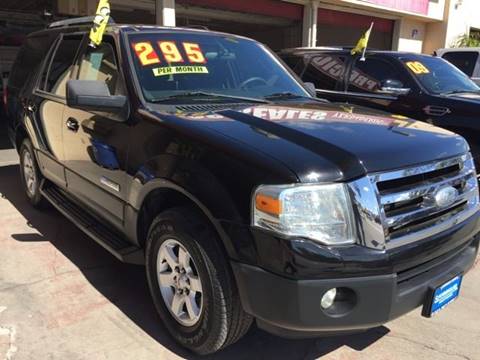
[402,56,480,95]
[127,31,309,102]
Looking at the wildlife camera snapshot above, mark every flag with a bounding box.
[351,22,374,59]
[89,0,111,47]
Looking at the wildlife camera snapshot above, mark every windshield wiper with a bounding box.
[264,92,329,103]
[151,91,269,104]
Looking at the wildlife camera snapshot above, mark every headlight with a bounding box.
[253,183,356,245]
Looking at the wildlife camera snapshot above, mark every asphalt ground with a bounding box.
[0,117,479,360]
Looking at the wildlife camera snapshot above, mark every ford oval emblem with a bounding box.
[434,186,458,208]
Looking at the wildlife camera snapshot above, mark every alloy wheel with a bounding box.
[22,150,37,197]
[156,239,203,327]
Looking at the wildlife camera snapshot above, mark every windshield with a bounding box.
[402,56,480,95]
[127,31,309,103]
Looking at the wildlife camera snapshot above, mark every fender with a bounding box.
[124,152,258,260]
[122,110,298,260]
[125,177,239,259]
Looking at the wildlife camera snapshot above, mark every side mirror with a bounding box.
[379,79,411,96]
[304,82,317,97]
[66,80,127,112]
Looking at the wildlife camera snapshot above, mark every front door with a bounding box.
[62,37,130,229]
[342,55,415,116]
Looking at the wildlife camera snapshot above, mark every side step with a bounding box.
[40,184,144,265]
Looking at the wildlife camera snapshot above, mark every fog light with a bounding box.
[321,288,337,309]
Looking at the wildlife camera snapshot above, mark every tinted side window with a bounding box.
[8,47,26,90]
[9,35,50,91]
[77,41,121,95]
[442,51,478,77]
[44,36,83,96]
[302,54,346,91]
[348,57,401,93]
[281,55,305,74]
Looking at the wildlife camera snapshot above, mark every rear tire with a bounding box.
[145,207,252,355]
[19,138,46,208]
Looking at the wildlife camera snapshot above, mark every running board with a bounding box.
[40,184,144,265]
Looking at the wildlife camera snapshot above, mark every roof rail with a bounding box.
[181,25,209,31]
[48,16,115,29]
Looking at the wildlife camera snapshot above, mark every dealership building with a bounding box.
[1,0,480,75]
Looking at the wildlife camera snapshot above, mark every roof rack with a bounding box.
[48,16,115,29]
[181,25,209,30]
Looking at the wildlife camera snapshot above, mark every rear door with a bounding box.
[62,35,130,229]
[30,33,83,187]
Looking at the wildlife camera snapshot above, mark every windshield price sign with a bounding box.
[132,41,208,76]
[406,61,430,75]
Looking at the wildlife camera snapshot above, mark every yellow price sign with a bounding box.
[406,61,430,75]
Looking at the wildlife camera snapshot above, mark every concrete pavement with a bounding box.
[0,139,479,359]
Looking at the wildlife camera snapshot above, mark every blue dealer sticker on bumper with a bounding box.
[430,275,462,316]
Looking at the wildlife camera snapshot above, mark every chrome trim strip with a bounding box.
[386,201,479,249]
[100,176,120,192]
[380,171,475,206]
[386,196,470,229]
[372,154,468,183]
[347,177,386,251]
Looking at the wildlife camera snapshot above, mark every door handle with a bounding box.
[66,118,79,132]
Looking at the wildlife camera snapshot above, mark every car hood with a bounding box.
[153,101,468,183]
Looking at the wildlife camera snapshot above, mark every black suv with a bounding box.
[279,48,480,167]
[6,19,480,355]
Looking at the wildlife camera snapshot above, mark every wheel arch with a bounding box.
[129,181,237,260]
[14,124,29,152]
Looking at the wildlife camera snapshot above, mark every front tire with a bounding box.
[19,138,46,208]
[145,207,252,355]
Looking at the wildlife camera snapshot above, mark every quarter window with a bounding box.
[43,36,83,97]
[348,57,402,93]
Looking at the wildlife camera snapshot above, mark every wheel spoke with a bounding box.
[163,245,179,269]
[158,271,175,287]
[171,293,185,316]
[178,246,190,269]
[189,275,202,293]
[185,293,200,320]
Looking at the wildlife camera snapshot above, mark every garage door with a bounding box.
[317,8,394,50]
[176,0,303,50]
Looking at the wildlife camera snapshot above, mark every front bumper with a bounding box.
[232,235,479,338]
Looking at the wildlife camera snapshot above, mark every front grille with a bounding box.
[373,154,479,249]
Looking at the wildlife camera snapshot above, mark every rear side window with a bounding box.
[8,47,27,90]
[348,57,402,93]
[77,41,121,95]
[9,35,50,91]
[302,54,346,91]
[442,51,478,77]
[41,35,83,97]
